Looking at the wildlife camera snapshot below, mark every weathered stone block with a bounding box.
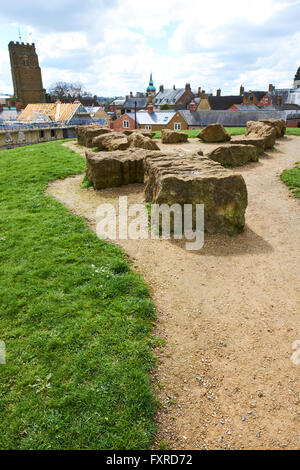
[76,125,111,147]
[245,121,277,149]
[127,133,160,150]
[198,124,231,143]
[144,152,248,235]
[259,119,286,138]
[231,137,265,154]
[123,129,155,139]
[85,149,146,189]
[92,132,130,151]
[161,129,188,144]
[207,144,258,167]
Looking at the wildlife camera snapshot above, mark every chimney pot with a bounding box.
[189,100,197,112]
[159,85,164,93]
[147,102,154,114]
[173,85,176,90]
[216,89,221,97]
[198,87,201,97]
[185,83,191,91]
[240,85,245,96]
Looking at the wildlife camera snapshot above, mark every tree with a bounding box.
[48,81,91,101]
[160,103,171,110]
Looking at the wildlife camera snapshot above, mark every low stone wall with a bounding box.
[0,127,66,150]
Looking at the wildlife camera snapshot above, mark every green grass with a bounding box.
[286,128,300,136]
[280,161,300,198]
[153,127,247,139]
[0,141,157,449]
[153,127,300,139]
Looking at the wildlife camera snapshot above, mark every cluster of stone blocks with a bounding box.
[77,119,285,236]
[196,120,286,167]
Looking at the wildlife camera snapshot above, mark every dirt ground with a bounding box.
[47,137,300,450]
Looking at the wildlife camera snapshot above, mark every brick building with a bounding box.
[153,83,194,109]
[243,91,271,106]
[8,41,46,107]
[197,93,243,110]
[112,105,188,132]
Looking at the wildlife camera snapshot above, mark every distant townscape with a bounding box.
[1,40,300,149]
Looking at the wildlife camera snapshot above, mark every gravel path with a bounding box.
[47,137,300,450]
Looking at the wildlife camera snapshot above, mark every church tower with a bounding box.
[294,67,300,89]
[8,41,46,107]
[146,72,156,98]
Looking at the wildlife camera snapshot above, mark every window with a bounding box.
[145,125,152,130]
[18,131,25,142]
[249,96,254,102]
[123,120,129,128]
[23,55,29,67]
[39,130,44,138]
[174,123,181,130]
[51,129,55,138]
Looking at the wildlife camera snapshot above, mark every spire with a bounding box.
[147,72,156,94]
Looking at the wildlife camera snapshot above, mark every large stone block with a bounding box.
[231,137,265,154]
[92,132,130,151]
[207,144,258,167]
[198,124,231,143]
[161,129,188,144]
[85,149,146,189]
[76,125,111,147]
[144,152,248,235]
[123,129,155,139]
[259,119,286,138]
[127,133,160,150]
[245,121,277,149]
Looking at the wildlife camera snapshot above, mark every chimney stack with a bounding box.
[240,85,245,96]
[173,85,176,90]
[159,85,164,93]
[216,89,221,97]
[189,100,196,112]
[269,83,275,92]
[197,87,201,97]
[147,99,154,114]
[277,95,283,105]
[185,83,191,91]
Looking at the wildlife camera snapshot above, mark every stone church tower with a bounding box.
[8,41,46,107]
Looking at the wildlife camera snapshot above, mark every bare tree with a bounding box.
[48,82,91,101]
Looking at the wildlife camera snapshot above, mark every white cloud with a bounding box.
[1,0,300,96]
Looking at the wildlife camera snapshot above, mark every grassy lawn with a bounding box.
[281,161,300,198]
[0,141,156,449]
[286,128,300,136]
[153,127,246,139]
[153,127,300,139]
